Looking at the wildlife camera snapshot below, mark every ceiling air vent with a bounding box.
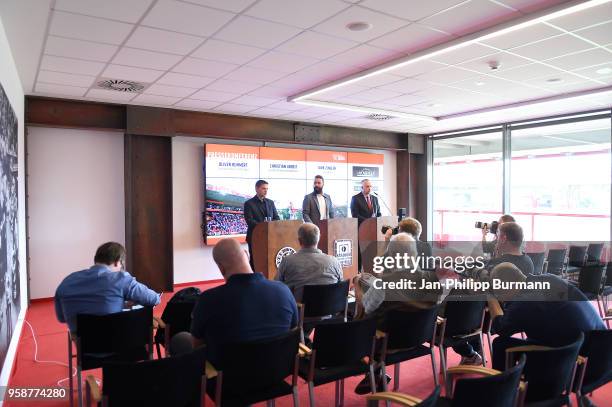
[364,113,394,121]
[96,79,146,92]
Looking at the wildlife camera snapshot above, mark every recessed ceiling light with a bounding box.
[475,81,485,86]
[346,21,372,31]
[546,78,563,83]
[596,67,612,75]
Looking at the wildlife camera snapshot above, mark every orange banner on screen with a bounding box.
[348,152,384,165]
[206,144,259,159]
[307,150,348,163]
[260,147,306,161]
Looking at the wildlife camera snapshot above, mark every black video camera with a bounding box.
[381,225,399,235]
[475,220,499,235]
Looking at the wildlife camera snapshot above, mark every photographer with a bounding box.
[384,217,432,259]
[481,214,515,257]
[486,222,534,276]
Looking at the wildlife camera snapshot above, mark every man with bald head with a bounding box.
[189,238,298,364]
[276,223,343,301]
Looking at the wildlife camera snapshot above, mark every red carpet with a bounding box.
[6,282,611,406]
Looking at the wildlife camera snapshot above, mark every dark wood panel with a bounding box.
[318,218,358,281]
[124,134,173,292]
[25,96,125,130]
[127,105,174,136]
[397,150,428,237]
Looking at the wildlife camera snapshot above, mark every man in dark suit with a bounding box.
[302,175,334,226]
[350,179,381,225]
[243,179,279,270]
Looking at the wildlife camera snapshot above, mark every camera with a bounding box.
[475,220,499,235]
[381,225,399,235]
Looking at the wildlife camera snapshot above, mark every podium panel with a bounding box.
[358,216,397,274]
[318,218,358,281]
[252,220,303,279]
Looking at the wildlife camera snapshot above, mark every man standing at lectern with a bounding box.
[244,179,280,270]
[350,179,381,225]
[302,175,334,226]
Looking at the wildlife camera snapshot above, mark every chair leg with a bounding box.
[596,296,605,319]
[308,381,315,407]
[76,365,83,407]
[292,385,299,407]
[486,333,493,366]
[439,346,447,382]
[340,379,345,407]
[393,363,400,391]
[369,365,377,394]
[68,337,74,407]
[479,334,486,367]
[155,342,162,359]
[266,400,275,407]
[430,349,439,387]
[334,381,340,407]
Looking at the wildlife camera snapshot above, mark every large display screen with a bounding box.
[204,144,384,244]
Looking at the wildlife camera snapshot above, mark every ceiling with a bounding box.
[1,0,611,134]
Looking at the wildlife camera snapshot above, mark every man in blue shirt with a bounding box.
[488,262,606,370]
[54,242,161,332]
[190,238,298,365]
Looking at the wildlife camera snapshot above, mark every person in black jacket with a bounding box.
[350,179,381,225]
[243,179,279,270]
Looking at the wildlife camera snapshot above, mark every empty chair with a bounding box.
[299,280,350,342]
[298,318,378,406]
[506,333,584,406]
[205,328,301,406]
[377,306,440,391]
[526,252,546,275]
[586,243,604,264]
[576,263,606,320]
[545,248,567,276]
[574,330,612,407]
[85,345,206,407]
[70,306,154,407]
[154,301,197,358]
[366,386,440,407]
[602,262,612,327]
[566,245,588,276]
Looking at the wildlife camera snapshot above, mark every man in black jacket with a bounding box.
[243,179,279,270]
[350,179,381,225]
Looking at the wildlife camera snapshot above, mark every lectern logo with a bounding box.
[334,239,353,267]
[275,247,297,268]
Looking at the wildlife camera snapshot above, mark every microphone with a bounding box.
[372,191,392,216]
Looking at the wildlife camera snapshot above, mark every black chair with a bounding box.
[205,328,300,406]
[299,280,350,343]
[506,333,584,406]
[299,318,379,406]
[85,346,207,407]
[602,262,612,328]
[545,248,567,276]
[154,301,197,358]
[566,245,588,277]
[526,252,546,275]
[436,295,487,377]
[576,263,606,320]
[70,306,154,407]
[377,306,440,391]
[366,386,441,407]
[574,330,612,407]
[586,243,604,263]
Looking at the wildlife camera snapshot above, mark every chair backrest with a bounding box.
[510,333,584,403]
[586,243,604,263]
[76,307,153,368]
[102,346,206,407]
[452,354,526,407]
[526,252,546,275]
[605,262,612,286]
[546,248,567,275]
[442,295,486,338]
[313,318,377,368]
[568,245,587,266]
[577,263,605,296]
[301,279,349,318]
[154,302,197,345]
[382,306,438,350]
[578,330,612,393]
[217,328,300,396]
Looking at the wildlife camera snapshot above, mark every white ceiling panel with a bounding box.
[40,55,105,76]
[214,16,302,48]
[172,57,238,77]
[314,83,369,99]
[180,0,257,13]
[156,72,215,88]
[572,63,612,82]
[492,0,566,13]
[572,21,612,46]
[245,0,348,29]
[312,6,408,42]
[546,48,612,72]
[490,62,564,81]
[368,23,452,53]
[141,0,235,37]
[277,110,326,120]
[49,11,134,45]
[206,78,261,93]
[377,77,434,93]
[413,66,481,84]
[249,107,293,117]
[392,60,448,78]
[456,51,532,74]
[479,22,562,50]
[45,36,118,62]
[328,44,401,68]
[214,103,256,114]
[86,88,137,102]
[546,2,612,31]
[174,98,220,110]
[54,0,153,23]
[541,80,605,94]
[360,0,467,22]
[247,85,292,98]
[102,64,165,82]
[431,43,497,65]
[37,70,96,87]
[511,34,593,61]
[384,93,429,107]
[230,95,279,107]
[223,66,288,85]
[126,26,203,55]
[276,31,358,59]
[144,83,196,97]
[35,82,88,97]
[247,51,319,73]
[352,73,404,88]
[112,47,183,70]
[348,87,403,102]
[132,93,182,105]
[267,100,306,111]
[190,88,241,102]
[192,39,266,65]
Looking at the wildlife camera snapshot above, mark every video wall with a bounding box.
[203,144,384,244]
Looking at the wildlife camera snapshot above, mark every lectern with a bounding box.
[252,220,303,279]
[358,216,398,274]
[317,218,359,281]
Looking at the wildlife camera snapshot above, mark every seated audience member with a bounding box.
[482,214,515,256]
[54,242,161,332]
[385,217,432,258]
[187,238,298,365]
[276,223,343,301]
[487,222,534,276]
[487,262,606,370]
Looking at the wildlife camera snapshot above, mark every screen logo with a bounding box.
[334,239,353,267]
[275,247,297,268]
[352,166,379,178]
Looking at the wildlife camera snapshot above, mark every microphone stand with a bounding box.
[372,192,393,217]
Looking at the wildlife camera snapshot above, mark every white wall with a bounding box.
[27,127,125,299]
[0,15,27,390]
[172,137,398,284]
